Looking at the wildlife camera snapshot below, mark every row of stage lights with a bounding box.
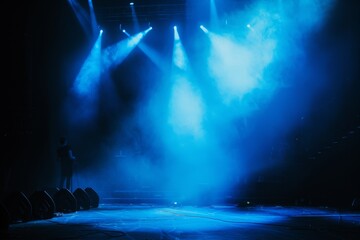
[124,1,254,31]
[97,24,253,36]
[95,2,255,35]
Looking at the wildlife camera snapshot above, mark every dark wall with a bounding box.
[2,0,88,197]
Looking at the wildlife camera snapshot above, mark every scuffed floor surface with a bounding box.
[1,204,360,239]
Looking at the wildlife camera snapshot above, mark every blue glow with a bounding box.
[9,204,359,239]
[130,26,166,71]
[157,0,335,203]
[173,27,180,42]
[69,33,102,124]
[149,26,233,204]
[130,2,139,32]
[128,32,144,47]
[68,28,151,127]
[173,28,186,70]
[136,40,167,72]
[210,0,219,27]
[48,205,286,232]
[88,0,98,38]
[208,32,275,105]
[76,0,336,206]
[72,34,102,97]
[103,29,148,69]
[170,31,204,137]
[67,0,93,38]
[168,77,205,138]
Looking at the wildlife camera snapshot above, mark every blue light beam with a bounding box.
[72,31,102,97]
[67,0,92,38]
[103,28,151,70]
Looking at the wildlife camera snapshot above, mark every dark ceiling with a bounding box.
[92,0,188,25]
[89,0,249,29]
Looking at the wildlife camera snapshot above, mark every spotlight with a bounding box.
[172,201,180,207]
[200,25,208,33]
[246,24,254,32]
[122,29,130,37]
[130,2,134,6]
[174,26,177,30]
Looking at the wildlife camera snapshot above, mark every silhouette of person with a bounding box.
[57,137,76,190]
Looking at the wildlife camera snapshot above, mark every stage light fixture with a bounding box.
[200,25,208,33]
[130,2,134,6]
[122,29,130,37]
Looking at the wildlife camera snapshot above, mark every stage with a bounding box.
[2,1,360,239]
[2,203,360,239]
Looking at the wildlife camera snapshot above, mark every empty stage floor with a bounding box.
[2,203,360,239]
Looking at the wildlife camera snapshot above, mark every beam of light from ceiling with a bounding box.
[72,30,103,97]
[69,30,103,124]
[169,25,205,139]
[168,76,205,139]
[137,41,169,73]
[88,0,99,38]
[207,29,276,107]
[125,27,168,73]
[172,26,187,71]
[67,0,92,38]
[130,2,140,33]
[102,27,153,71]
[210,0,219,29]
[197,0,336,175]
[160,25,231,205]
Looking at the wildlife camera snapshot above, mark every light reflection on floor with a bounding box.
[2,204,360,239]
